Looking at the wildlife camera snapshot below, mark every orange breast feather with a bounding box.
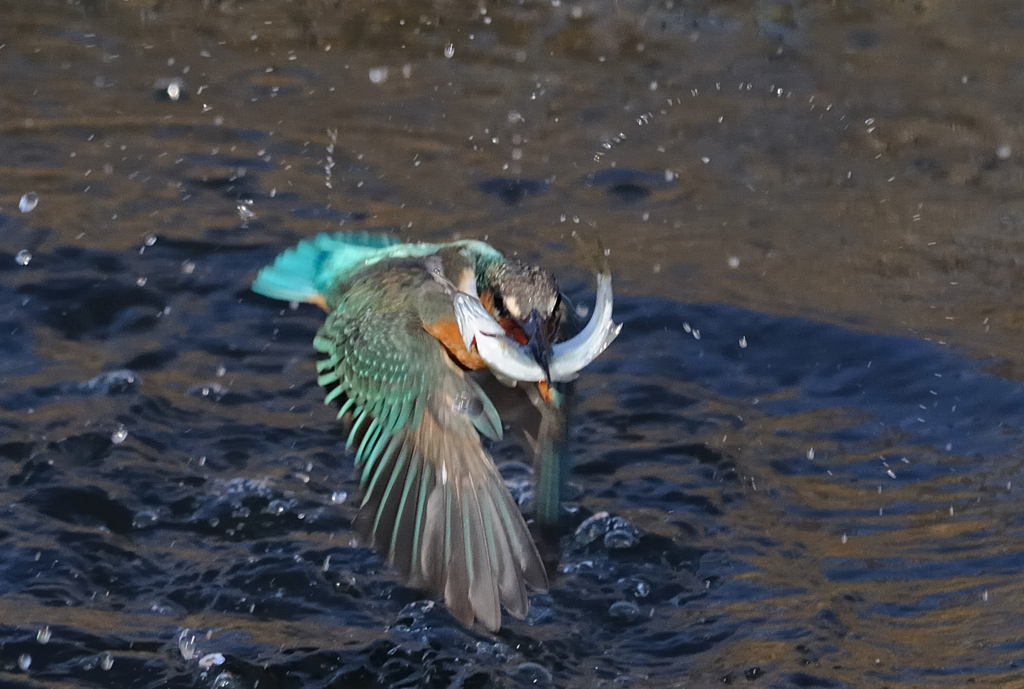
[424,318,488,370]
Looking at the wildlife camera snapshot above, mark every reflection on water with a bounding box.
[2,0,1024,687]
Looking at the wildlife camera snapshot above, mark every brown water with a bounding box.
[3,1,1024,687]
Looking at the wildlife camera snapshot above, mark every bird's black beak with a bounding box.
[522,308,552,383]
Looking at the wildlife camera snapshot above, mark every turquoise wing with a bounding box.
[252,232,401,303]
[313,260,547,630]
[253,232,504,306]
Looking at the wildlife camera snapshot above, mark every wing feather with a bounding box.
[316,259,547,630]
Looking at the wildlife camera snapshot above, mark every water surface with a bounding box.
[2,1,1024,687]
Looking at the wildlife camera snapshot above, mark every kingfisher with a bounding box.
[252,232,619,630]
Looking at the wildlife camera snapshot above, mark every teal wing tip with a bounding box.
[252,231,402,303]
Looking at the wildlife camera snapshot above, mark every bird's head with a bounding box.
[483,259,561,381]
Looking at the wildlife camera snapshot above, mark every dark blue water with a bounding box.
[1,236,1022,687]
[4,1,1024,686]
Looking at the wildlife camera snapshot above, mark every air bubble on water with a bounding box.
[511,662,552,686]
[604,528,638,549]
[368,67,389,84]
[36,627,51,644]
[15,250,32,266]
[608,600,642,621]
[111,426,128,444]
[133,510,160,528]
[212,672,237,688]
[19,193,39,213]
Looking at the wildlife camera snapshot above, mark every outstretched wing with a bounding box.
[313,261,547,630]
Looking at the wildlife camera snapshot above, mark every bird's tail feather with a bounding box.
[252,232,400,303]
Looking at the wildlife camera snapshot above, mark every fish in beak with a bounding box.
[454,266,621,383]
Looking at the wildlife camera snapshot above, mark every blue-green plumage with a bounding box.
[253,232,574,630]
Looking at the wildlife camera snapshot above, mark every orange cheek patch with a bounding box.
[499,317,529,345]
[479,289,528,343]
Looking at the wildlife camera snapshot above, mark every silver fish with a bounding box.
[454,267,621,383]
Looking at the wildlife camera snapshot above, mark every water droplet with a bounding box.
[331,491,347,504]
[178,629,197,659]
[198,653,225,670]
[136,276,147,287]
[236,200,255,222]
[82,370,139,395]
[452,392,484,416]
[100,652,114,670]
[18,654,31,671]
[444,43,455,58]
[111,426,128,444]
[181,260,196,274]
[19,193,38,213]
[36,627,51,644]
[15,250,32,266]
[368,67,389,84]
